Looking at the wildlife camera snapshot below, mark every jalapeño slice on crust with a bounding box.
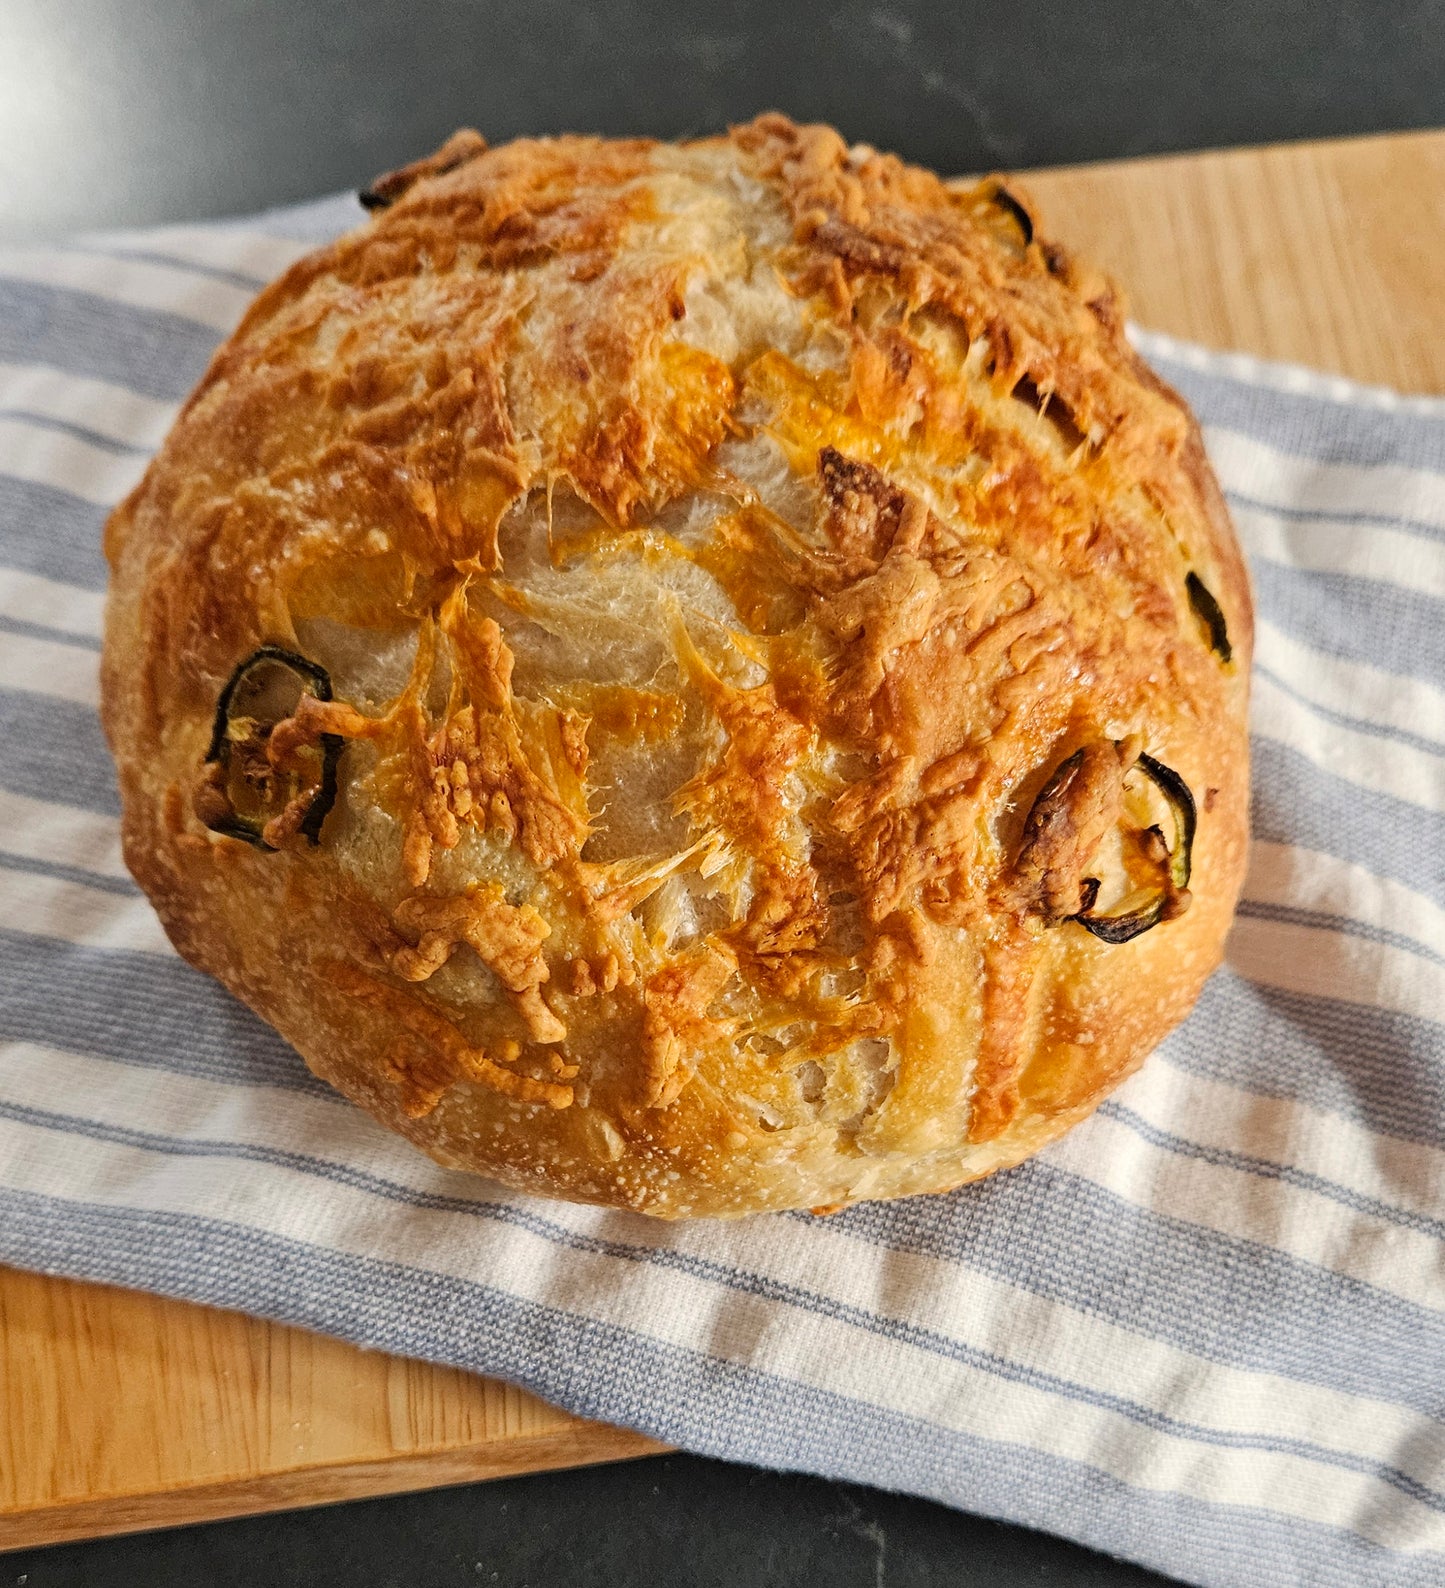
[1186,571,1232,664]
[200,645,343,848]
[1073,752,1197,944]
[989,182,1034,246]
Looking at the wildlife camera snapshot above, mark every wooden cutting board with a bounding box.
[4,126,1443,1554]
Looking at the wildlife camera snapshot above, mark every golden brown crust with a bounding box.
[101,116,1251,1217]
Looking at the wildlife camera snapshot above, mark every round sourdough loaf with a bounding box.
[101,116,1251,1217]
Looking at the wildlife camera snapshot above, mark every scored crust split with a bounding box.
[101,116,1251,1218]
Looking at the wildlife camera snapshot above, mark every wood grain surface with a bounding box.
[1025,128,1445,396]
[0,1265,665,1550]
[3,126,1442,1554]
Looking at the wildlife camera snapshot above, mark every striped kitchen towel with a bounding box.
[2,195,1443,1588]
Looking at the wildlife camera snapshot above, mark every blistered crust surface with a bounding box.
[101,116,1251,1217]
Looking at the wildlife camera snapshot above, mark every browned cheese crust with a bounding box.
[101,117,1252,1217]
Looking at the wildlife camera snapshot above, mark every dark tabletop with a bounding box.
[4,0,1444,241]
[3,1,1443,1584]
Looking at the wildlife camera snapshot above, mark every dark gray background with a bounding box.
[2,0,1444,238]
[2,1,1442,1583]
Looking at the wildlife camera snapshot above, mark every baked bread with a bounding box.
[101,116,1251,1218]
